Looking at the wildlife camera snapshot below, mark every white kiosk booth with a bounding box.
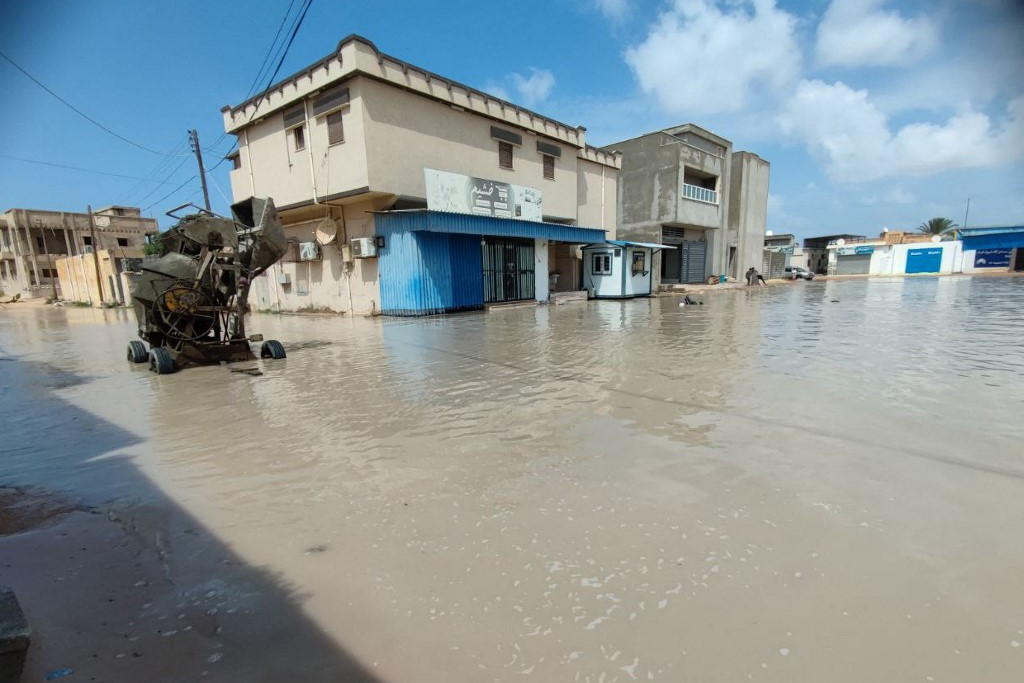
[582,240,675,299]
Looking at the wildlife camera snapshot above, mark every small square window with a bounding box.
[82,236,92,246]
[498,141,513,170]
[631,251,646,276]
[326,111,344,145]
[543,154,555,179]
[293,125,305,151]
[117,238,129,247]
[592,253,612,275]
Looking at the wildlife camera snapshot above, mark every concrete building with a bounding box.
[0,206,157,300]
[762,232,796,278]
[605,124,768,287]
[956,225,1024,273]
[221,34,619,315]
[803,234,865,274]
[826,232,960,276]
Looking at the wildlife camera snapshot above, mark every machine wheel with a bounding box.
[127,340,148,363]
[260,339,286,359]
[149,347,177,375]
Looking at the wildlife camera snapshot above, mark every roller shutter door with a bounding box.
[835,254,871,275]
[680,241,706,283]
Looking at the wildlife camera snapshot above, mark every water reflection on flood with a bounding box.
[3,275,1024,682]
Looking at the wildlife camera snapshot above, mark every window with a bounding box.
[498,141,513,170]
[293,124,306,151]
[632,251,646,276]
[36,235,44,250]
[82,236,92,246]
[117,238,129,247]
[592,252,612,275]
[543,154,555,180]
[326,111,344,145]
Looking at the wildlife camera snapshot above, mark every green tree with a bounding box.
[142,235,163,256]
[917,217,958,235]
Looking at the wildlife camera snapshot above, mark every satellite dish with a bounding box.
[836,238,846,246]
[314,217,337,246]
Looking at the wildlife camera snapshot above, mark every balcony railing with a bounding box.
[682,182,718,205]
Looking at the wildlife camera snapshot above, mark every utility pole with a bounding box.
[87,204,105,304]
[189,129,212,213]
[963,197,971,231]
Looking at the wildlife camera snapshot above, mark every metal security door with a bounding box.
[836,254,871,275]
[680,240,706,284]
[482,237,535,303]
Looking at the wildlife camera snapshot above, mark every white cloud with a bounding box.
[860,187,915,205]
[510,69,556,107]
[816,0,938,68]
[624,0,801,116]
[777,80,1024,182]
[484,83,511,101]
[593,0,629,22]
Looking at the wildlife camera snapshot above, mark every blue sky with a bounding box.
[0,0,1021,241]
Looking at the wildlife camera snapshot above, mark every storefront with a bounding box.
[374,210,606,316]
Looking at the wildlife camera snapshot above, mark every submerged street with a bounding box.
[2,277,1023,682]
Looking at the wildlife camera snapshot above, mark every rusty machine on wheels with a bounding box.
[126,197,288,374]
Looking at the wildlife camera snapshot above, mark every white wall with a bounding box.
[584,247,623,298]
[535,239,549,302]
[870,242,961,275]
[624,247,653,296]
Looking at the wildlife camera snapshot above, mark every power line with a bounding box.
[134,155,191,206]
[244,0,302,102]
[246,0,315,122]
[120,136,191,202]
[0,49,188,157]
[143,175,198,213]
[0,153,191,185]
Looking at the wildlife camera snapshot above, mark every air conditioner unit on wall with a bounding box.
[299,241,321,261]
[351,237,377,258]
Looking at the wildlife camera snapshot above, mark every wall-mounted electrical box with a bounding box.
[278,272,291,285]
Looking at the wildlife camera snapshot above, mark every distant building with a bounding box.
[825,231,959,276]
[802,234,865,274]
[0,206,157,300]
[605,124,768,287]
[221,34,619,316]
[762,232,796,278]
[956,225,1024,273]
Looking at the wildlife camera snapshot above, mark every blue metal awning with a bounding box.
[604,240,676,250]
[374,210,606,244]
[962,232,1024,251]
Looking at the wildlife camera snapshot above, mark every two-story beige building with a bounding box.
[607,124,769,287]
[221,34,619,315]
[0,206,157,300]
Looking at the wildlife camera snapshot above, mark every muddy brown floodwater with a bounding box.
[2,276,1023,682]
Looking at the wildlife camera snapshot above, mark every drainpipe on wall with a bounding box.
[243,130,256,197]
[303,99,319,204]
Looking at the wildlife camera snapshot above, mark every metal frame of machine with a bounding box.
[126,197,289,374]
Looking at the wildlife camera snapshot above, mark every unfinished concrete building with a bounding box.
[606,125,769,287]
[0,206,158,300]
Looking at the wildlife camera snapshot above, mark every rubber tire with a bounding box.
[149,347,176,374]
[127,340,148,363]
[260,339,286,359]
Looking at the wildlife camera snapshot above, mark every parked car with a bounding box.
[784,266,815,280]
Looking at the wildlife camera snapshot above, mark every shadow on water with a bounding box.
[0,354,381,683]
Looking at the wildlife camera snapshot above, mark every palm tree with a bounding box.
[918,217,958,235]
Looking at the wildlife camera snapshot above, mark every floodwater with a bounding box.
[2,275,1024,682]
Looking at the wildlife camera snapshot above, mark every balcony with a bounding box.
[682,182,718,205]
